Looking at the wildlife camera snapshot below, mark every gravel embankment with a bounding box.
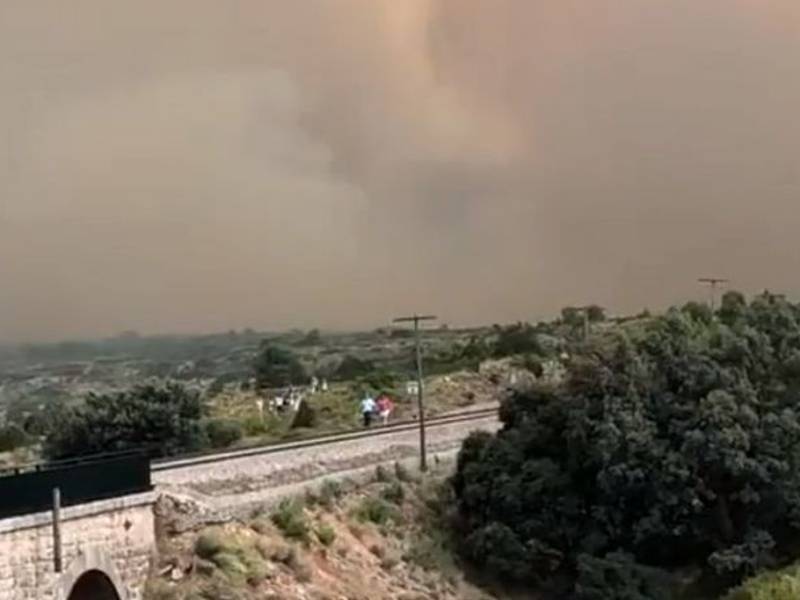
[153,413,500,520]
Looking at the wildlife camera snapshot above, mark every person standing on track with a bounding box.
[360,394,376,428]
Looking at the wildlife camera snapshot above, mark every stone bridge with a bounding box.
[0,491,155,600]
[0,408,499,600]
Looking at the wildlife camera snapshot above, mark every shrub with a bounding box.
[360,369,399,392]
[144,579,178,600]
[194,559,216,576]
[575,552,672,600]
[355,497,400,526]
[381,481,405,505]
[0,424,28,452]
[394,461,413,482]
[249,518,270,535]
[318,479,343,509]
[315,523,337,547]
[726,563,800,600]
[242,415,268,436]
[404,532,456,576]
[212,552,248,583]
[195,530,225,560]
[194,528,270,588]
[195,575,245,600]
[290,555,313,583]
[290,400,316,429]
[271,499,309,542]
[374,464,392,483]
[240,550,271,587]
[269,543,312,581]
[259,540,294,564]
[204,418,243,449]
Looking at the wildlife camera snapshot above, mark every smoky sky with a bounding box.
[1,1,800,341]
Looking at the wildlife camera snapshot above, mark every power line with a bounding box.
[698,278,728,312]
[393,314,437,472]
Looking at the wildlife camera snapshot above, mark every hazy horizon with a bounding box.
[3,1,800,342]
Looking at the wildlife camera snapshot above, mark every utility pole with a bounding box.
[582,309,589,341]
[393,314,437,472]
[573,306,597,340]
[52,487,62,573]
[698,278,728,312]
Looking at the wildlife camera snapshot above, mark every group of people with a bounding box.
[270,386,304,413]
[360,393,394,427]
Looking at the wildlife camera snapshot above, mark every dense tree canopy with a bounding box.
[253,343,308,389]
[492,322,545,357]
[44,383,207,459]
[453,292,800,598]
[332,354,375,381]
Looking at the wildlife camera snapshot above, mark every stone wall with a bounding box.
[0,491,156,600]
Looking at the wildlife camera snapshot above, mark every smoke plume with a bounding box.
[2,1,799,340]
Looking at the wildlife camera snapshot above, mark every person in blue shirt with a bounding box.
[360,395,376,427]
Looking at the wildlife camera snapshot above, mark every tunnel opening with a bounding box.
[66,570,121,600]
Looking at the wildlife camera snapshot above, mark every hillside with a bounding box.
[148,463,520,600]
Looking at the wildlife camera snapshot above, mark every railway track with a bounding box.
[153,405,498,472]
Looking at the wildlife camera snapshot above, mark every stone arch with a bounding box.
[66,571,120,600]
[57,546,127,600]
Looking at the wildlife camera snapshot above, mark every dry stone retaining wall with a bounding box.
[0,492,156,600]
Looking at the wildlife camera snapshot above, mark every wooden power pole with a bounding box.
[52,487,62,573]
[698,278,728,312]
[393,314,437,472]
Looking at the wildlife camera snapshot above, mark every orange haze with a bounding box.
[1,1,800,341]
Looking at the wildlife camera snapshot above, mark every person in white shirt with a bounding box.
[360,395,376,427]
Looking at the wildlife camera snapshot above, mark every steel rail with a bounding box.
[153,406,498,472]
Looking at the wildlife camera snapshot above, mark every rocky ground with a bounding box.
[148,463,522,600]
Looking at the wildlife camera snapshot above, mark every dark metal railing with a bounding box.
[0,450,152,519]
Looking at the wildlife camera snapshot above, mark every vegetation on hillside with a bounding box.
[252,343,308,390]
[453,291,800,598]
[147,465,497,600]
[44,383,207,459]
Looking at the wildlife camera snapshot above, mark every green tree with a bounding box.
[682,300,713,323]
[44,383,207,459]
[586,305,606,323]
[253,343,308,389]
[453,293,800,597]
[332,355,375,381]
[561,306,584,327]
[719,290,747,325]
[493,322,542,357]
